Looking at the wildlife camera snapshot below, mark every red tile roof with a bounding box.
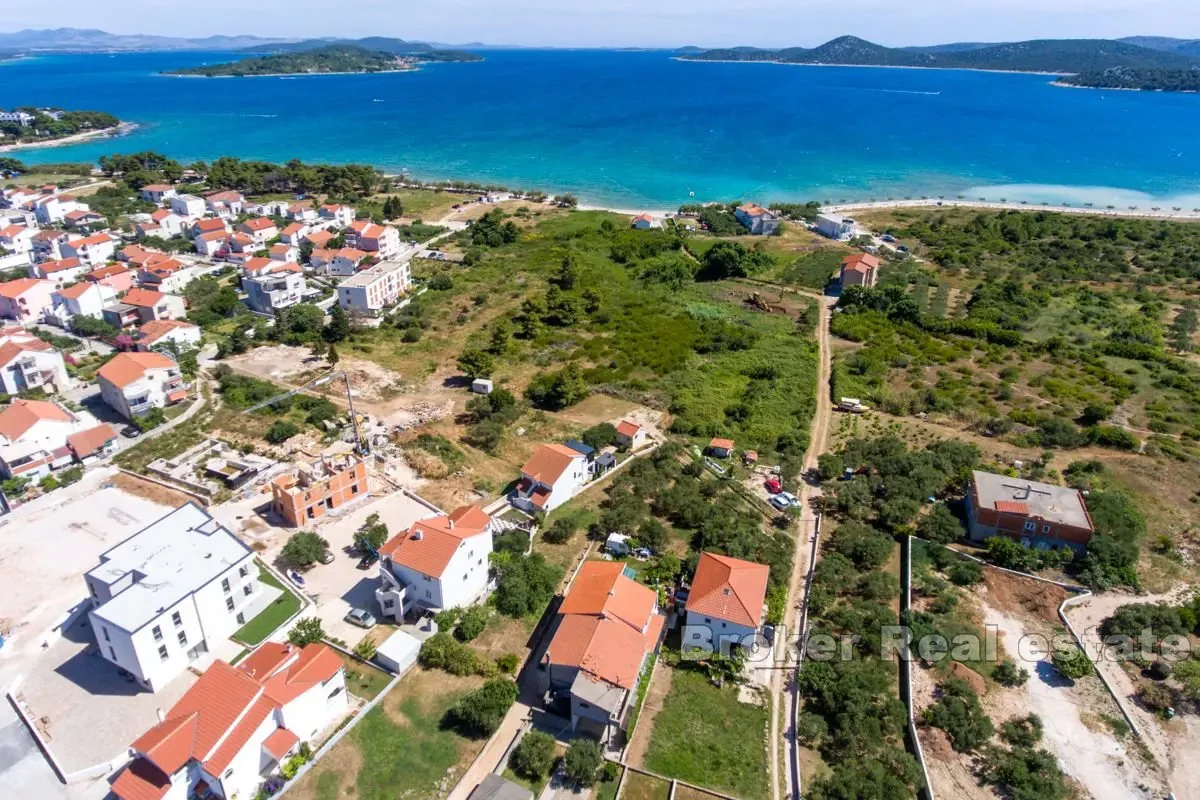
[559,561,657,631]
[709,437,734,451]
[0,277,49,298]
[305,230,334,245]
[193,218,227,234]
[58,282,96,300]
[240,217,275,232]
[40,257,82,274]
[841,253,879,271]
[994,500,1030,515]
[88,264,131,280]
[137,319,198,345]
[97,351,176,389]
[142,184,174,192]
[66,423,117,458]
[520,443,583,485]
[122,287,165,308]
[379,504,491,578]
[0,398,73,441]
[686,552,769,628]
[616,420,641,438]
[68,233,113,247]
[262,727,299,761]
[110,757,172,800]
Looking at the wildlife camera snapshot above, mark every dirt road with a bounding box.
[770,294,836,800]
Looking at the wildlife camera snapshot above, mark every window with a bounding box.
[222,578,231,593]
[171,611,183,626]
[243,584,253,597]
[424,575,432,582]
[328,686,343,700]
[102,626,110,642]
[224,769,234,779]
[109,647,117,662]
[425,590,431,599]
[239,565,249,579]
[152,626,162,641]
[580,702,591,709]
[158,645,169,662]
[88,582,97,598]
[237,612,247,625]
[704,618,711,624]
[1023,521,1036,532]
[1042,524,1052,534]
[351,484,359,495]
[226,597,235,612]
[177,631,188,646]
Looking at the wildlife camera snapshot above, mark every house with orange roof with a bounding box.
[0,398,104,478]
[31,228,70,261]
[278,221,310,245]
[87,262,136,293]
[708,437,735,459]
[324,247,368,277]
[319,203,356,227]
[0,223,38,256]
[614,419,647,450]
[136,319,202,353]
[62,232,117,267]
[540,561,665,740]
[348,220,401,259]
[29,255,87,285]
[237,217,279,244]
[630,213,659,230]
[303,229,335,249]
[839,252,879,288]
[0,277,56,322]
[63,208,106,229]
[966,470,1094,553]
[308,247,337,272]
[287,201,318,222]
[105,287,186,327]
[512,443,590,513]
[34,194,89,225]
[47,280,117,327]
[205,189,245,218]
[375,504,495,618]
[169,193,206,220]
[139,184,177,204]
[734,203,780,235]
[683,552,769,656]
[109,638,346,800]
[269,450,368,528]
[97,351,187,420]
[135,222,166,240]
[0,335,70,394]
[150,207,188,237]
[269,242,300,263]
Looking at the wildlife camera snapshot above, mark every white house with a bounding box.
[349,220,402,259]
[682,552,769,656]
[247,199,290,217]
[0,224,38,256]
[135,319,202,353]
[0,277,56,323]
[63,209,106,229]
[119,287,188,324]
[0,336,70,395]
[140,184,177,204]
[615,419,648,450]
[630,213,659,230]
[109,640,347,800]
[30,256,87,286]
[512,443,589,513]
[205,190,245,218]
[47,281,116,327]
[287,202,318,222]
[62,233,117,267]
[31,229,69,262]
[193,230,230,257]
[170,194,207,220]
[540,561,665,740]
[0,398,110,479]
[34,195,89,225]
[85,503,265,692]
[237,217,279,244]
[336,259,411,317]
[97,351,188,420]
[319,204,356,227]
[816,213,857,241]
[139,259,201,294]
[327,247,369,276]
[375,504,495,619]
[279,222,310,245]
[735,203,780,236]
[245,264,307,314]
[269,242,300,263]
[150,208,188,237]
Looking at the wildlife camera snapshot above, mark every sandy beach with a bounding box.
[0,122,138,153]
[823,198,1200,221]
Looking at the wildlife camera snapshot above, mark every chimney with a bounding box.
[413,529,423,541]
[447,518,454,530]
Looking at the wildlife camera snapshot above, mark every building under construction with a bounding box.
[270,444,368,527]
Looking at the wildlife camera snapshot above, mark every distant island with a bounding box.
[0,107,124,150]
[679,35,1199,76]
[166,43,481,77]
[1058,67,1200,92]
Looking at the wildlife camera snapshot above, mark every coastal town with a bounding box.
[0,11,1199,800]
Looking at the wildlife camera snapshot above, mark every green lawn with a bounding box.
[232,566,303,645]
[644,668,769,800]
[595,767,623,800]
[340,654,393,701]
[502,766,552,796]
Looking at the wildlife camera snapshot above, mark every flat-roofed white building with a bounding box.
[85,503,266,691]
[336,259,412,317]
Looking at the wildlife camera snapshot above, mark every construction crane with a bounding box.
[241,369,370,456]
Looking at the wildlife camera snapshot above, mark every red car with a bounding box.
[765,478,782,494]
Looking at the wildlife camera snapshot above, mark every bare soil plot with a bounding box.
[620,771,672,800]
[623,661,673,768]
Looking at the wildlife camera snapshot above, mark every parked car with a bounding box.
[897,244,910,253]
[345,608,377,629]
[319,550,335,565]
[121,425,141,439]
[765,478,783,494]
[769,492,800,510]
[357,553,379,570]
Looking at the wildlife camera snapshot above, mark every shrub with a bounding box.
[563,739,603,786]
[354,637,377,661]
[542,517,575,545]
[496,653,520,674]
[281,531,329,567]
[288,617,326,647]
[993,660,1030,687]
[457,605,489,642]
[1051,647,1092,680]
[917,505,965,544]
[1000,714,1043,748]
[947,559,983,586]
[451,678,518,736]
[1137,682,1175,712]
[511,730,556,780]
[419,631,487,676]
[922,678,994,752]
[265,420,300,444]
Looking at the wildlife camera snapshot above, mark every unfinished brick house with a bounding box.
[270,451,368,527]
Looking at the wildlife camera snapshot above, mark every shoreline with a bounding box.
[1050,80,1199,94]
[163,67,418,79]
[0,122,138,153]
[671,56,1071,77]
[822,198,1200,221]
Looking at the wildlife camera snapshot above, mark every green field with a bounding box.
[644,668,769,800]
[232,566,303,645]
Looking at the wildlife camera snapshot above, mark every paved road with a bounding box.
[0,707,72,800]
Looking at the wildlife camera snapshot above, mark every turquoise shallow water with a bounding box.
[4,49,1200,209]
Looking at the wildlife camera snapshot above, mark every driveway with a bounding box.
[0,706,74,800]
[289,491,440,645]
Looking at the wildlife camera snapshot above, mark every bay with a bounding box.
[3,48,1200,209]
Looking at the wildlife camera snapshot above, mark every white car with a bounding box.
[769,492,800,510]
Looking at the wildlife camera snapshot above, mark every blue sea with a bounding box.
[3,49,1200,210]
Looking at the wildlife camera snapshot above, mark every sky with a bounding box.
[2,0,1199,48]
